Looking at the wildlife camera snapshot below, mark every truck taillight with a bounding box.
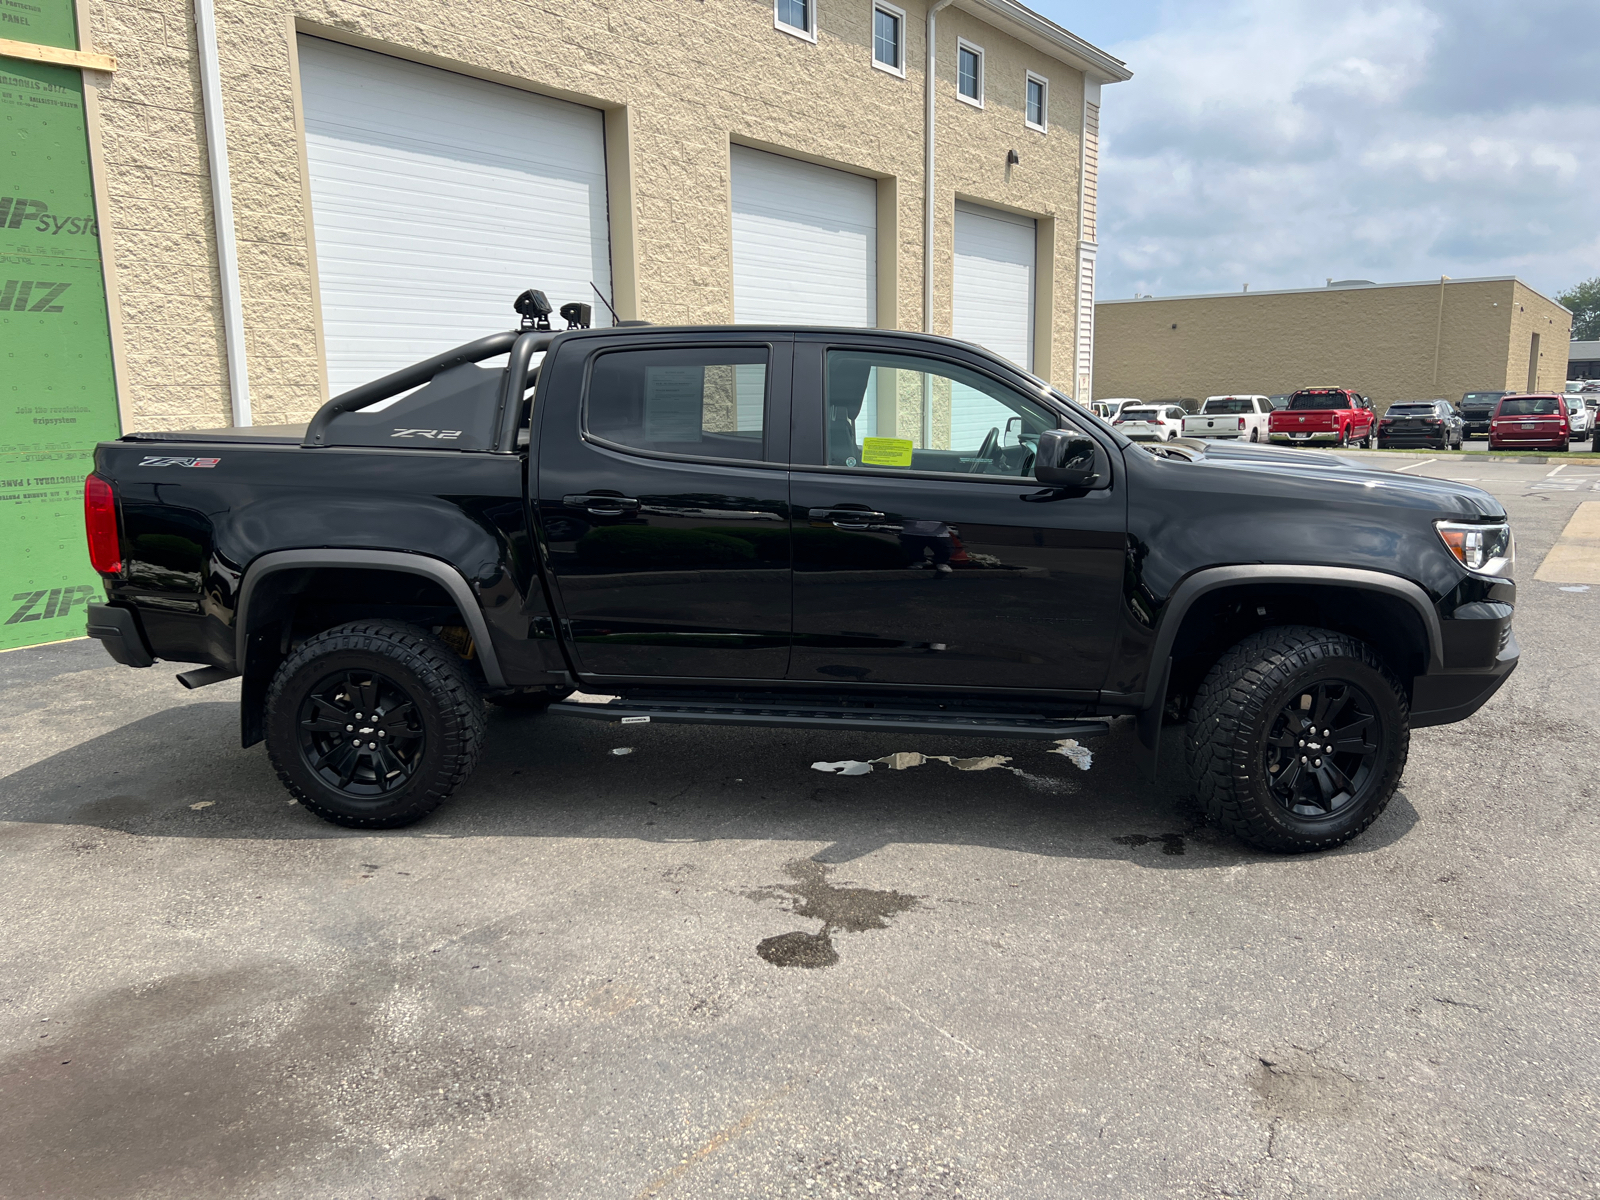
[84,473,122,575]
[1238,417,1246,429]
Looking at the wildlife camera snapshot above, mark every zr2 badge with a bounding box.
[138,456,221,468]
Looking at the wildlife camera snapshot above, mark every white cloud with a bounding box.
[1095,0,1600,302]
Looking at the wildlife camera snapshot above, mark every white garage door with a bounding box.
[951,202,1036,448]
[298,37,612,397]
[953,201,1035,369]
[730,146,876,327]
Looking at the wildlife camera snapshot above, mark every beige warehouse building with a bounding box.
[1093,277,1573,409]
[60,0,1128,431]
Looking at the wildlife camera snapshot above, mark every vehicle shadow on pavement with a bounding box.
[0,700,1418,868]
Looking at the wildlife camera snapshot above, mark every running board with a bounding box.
[549,697,1111,740]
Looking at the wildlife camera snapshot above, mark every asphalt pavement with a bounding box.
[2,455,1597,1199]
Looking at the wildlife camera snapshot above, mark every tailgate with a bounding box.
[1270,411,1336,432]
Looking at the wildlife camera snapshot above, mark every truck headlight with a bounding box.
[1436,520,1513,577]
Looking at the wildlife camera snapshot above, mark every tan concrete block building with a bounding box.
[71,0,1128,431]
[1093,277,1573,409]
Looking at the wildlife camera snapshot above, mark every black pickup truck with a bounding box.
[84,301,1519,852]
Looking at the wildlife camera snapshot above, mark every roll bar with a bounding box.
[301,330,535,448]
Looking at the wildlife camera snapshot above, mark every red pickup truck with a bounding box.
[1268,388,1377,448]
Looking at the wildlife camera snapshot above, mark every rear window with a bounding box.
[1119,408,1159,420]
[1496,397,1561,417]
[1287,391,1350,410]
[1202,398,1252,414]
[1386,404,1436,416]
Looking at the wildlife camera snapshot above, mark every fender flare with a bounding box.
[1142,564,1444,711]
[234,549,506,687]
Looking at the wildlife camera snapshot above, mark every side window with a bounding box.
[822,349,1055,477]
[585,346,769,462]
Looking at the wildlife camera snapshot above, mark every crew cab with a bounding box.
[1488,393,1571,452]
[1268,388,1377,448]
[83,302,1520,854]
[1182,396,1273,442]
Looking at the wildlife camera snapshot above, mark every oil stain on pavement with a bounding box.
[747,859,921,969]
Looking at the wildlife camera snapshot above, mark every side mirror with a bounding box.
[1035,430,1107,488]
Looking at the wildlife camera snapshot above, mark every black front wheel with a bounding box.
[265,620,486,828]
[1187,626,1409,852]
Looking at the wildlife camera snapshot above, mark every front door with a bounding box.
[786,338,1125,693]
[535,335,793,680]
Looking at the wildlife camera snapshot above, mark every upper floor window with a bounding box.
[873,2,905,76]
[956,40,983,107]
[776,0,816,42]
[1025,72,1047,131]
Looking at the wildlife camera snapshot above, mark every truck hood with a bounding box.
[1180,439,1506,519]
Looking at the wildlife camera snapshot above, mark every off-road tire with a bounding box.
[486,686,574,711]
[1186,625,1409,853]
[265,620,486,829]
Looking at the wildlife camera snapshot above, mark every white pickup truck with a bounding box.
[1182,395,1274,442]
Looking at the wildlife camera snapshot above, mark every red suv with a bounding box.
[1267,388,1376,447]
[1489,393,1570,452]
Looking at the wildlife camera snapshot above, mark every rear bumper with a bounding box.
[1489,435,1566,449]
[1378,434,1449,447]
[86,603,155,668]
[1410,629,1519,728]
[1184,430,1245,439]
[1269,431,1338,444]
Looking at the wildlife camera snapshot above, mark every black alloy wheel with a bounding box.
[296,669,424,797]
[1187,625,1409,852]
[265,620,486,828]
[1260,680,1382,820]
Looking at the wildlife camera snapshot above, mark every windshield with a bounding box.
[1202,398,1252,414]
[1118,408,1160,420]
[1496,397,1561,416]
[1288,392,1350,410]
[1462,392,1505,406]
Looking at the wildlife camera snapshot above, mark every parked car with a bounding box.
[1183,395,1274,442]
[82,305,1519,854]
[1115,403,1188,441]
[1488,393,1571,452]
[1562,394,1595,442]
[1268,388,1376,447]
[1459,391,1510,439]
[1091,398,1142,422]
[1268,395,1291,409]
[1376,400,1464,450]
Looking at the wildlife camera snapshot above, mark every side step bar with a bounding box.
[549,696,1111,741]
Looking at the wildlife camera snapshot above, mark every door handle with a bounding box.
[564,493,640,515]
[810,507,886,529]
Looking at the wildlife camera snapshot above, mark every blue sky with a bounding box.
[1031,0,1600,306]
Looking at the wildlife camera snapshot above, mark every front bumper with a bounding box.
[1269,431,1339,444]
[1411,629,1518,728]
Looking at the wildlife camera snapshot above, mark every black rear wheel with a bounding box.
[1187,626,1409,852]
[266,620,486,828]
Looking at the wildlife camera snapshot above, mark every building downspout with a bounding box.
[1431,275,1450,389]
[924,0,954,335]
[194,0,251,425]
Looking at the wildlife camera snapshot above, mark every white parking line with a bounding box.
[1393,459,1438,472]
[1547,464,1567,477]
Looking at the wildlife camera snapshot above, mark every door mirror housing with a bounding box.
[1035,429,1108,489]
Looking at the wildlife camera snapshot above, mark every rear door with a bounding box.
[785,335,1124,693]
[534,334,793,681]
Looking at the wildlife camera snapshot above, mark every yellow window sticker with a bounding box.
[860,437,914,467]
